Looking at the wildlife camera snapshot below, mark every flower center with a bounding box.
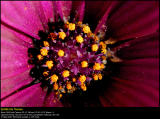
[28,20,109,100]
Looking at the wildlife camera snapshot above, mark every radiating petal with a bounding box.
[1,1,54,39]
[1,83,47,107]
[1,24,34,98]
[71,1,85,21]
[100,33,159,107]
[55,1,72,22]
[1,25,32,79]
[43,92,63,107]
[107,1,159,41]
[83,1,123,31]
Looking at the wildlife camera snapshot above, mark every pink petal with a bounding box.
[107,1,159,41]
[43,92,63,107]
[1,83,47,107]
[1,25,32,79]
[94,1,118,33]
[1,1,54,39]
[99,33,159,107]
[1,24,34,98]
[55,1,72,22]
[72,1,85,21]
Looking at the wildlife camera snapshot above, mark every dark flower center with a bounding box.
[28,20,109,99]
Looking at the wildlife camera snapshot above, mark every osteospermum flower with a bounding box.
[1,1,159,107]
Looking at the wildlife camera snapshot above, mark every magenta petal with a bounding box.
[100,33,159,107]
[72,1,85,21]
[94,2,118,33]
[55,1,72,22]
[1,83,47,107]
[1,1,47,39]
[1,25,32,79]
[108,1,159,41]
[43,92,63,107]
[1,25,34,98]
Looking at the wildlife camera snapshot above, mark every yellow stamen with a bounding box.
[93,63,101,70]
[40,48,48,56]
[81,61,88,68]
[58,32,66,40]
[58,50,64,57]
[100,64,105,69]
[46,60,54,69]
[50,33,57,41]
[53,83,58,90]
[72,78,76,82]
[101,56,107,60]
[76,35,84,43]
[79,75,86,83]
[100,41,106,49]
[77,21,82,26]
[94,36,99,41]
[37,54,43,60]
[83,25,91,34]
[66,83,72,90]
[92,44,99,52]
[43,71,48,76]
[81,83,87,91]
[93,74,98,81]
[101,48,107,54]
[62,70,70,78]
[98,74,103,80]
[68,23,75,31]
[43,41,49,47]
[51,74,58,83]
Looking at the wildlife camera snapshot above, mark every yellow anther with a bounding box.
[94,36,99,41]
[40,48,48,56]
[58,32,66,40]
[43,41,49,47]
[51,74,58,83]
[53,83,59,90]
[77,21,82,26]
[81,61,88,68]
[66,83,72,90]
[98,74,103,80]
[50,33,57,41]
[46,60,54,69]
[81,83,87,91]
[101,56,107,60]
[100,42,106,49]
[83,25,91,34]
[101,48,107,54]
[43,71,48,76]
[59,94,63,98]
[100,64,105,69]
[72,78,76,82]
[37,54,43,60]
[62,70,70,78]
[92,44,99,52]
[58,50,64,57]
[76,35,84,43]
[93,74,98,81]
[79,75,86,83]
[93,63,101,70]
[68,23,75,31]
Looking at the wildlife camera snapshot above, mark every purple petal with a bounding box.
[72,1,85,21]
[55,1,72,22]
[43,92,63,107]
[107,1,159,41]
[1,83,47,107]
[1,1,54,39]
[100,33,159,107]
